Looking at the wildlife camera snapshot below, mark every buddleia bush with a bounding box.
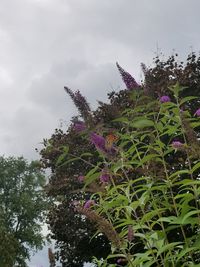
[40,55,200,266]
[67,84,200,267]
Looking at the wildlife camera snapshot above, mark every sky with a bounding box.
[1,0,200,266]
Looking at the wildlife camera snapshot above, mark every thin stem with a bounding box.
[134,144,175,267]
[154,120,195,264]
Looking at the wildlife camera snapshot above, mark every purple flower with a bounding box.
[116,62,139,90]
[84,200,95,209]
[160,95,171,103]
[172,141,184,149]
[64,87,91,120]
[73,122,86,132]
[90,132,117,157]
[128,225,134,242]
[78,175,85,182]
[83,199,95,209]
[194,108,200,117]
[90,132,106,152]
[117,258,127,265]
[100,169,110,183]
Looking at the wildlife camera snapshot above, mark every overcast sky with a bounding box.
[1,0,200,266]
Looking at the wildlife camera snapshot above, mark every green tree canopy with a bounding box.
[0,156,48,267]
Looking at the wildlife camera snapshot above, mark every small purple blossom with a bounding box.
[172,141,184,149]
[73,122,86,132]
[84,200,95,209]
[100,169,110,183]
[160,95,171,103]
[128,225,134,242]
[78,175,85,182]
[194,108,200,117]
[117,258,127,265]
[90,133,106,152]
[116,62,139,90]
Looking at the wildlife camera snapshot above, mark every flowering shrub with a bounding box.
[40,54,200,266]
[70,84,200,266]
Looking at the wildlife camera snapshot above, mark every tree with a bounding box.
[40,53,200,266]
[0,156,48,267]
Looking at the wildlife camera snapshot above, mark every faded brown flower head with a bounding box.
[77,206,121,248]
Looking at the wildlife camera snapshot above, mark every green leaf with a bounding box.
[112,117,129,123]
[57,157,79,167]
[131,119,154,129]
[84,172,100,188]
[176,247,196,261]
[180,96,198,105]
[80,152,93,157]
[141,209,166,224]
[192,162,200,173]
[191,122,200,128]
[56,145,69,165]
[86,165,100,177]
[181,210,200,224]
[169,170,190,179]
[157,242,182,256]
[137,154,160,166]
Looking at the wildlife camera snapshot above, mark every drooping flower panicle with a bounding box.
[116,62,139,90]
[64,86,91,120]
[76,205,121,248]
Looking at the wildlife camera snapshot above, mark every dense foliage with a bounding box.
[40,53,200,266]
[0,156,47,267]
[84,84,200,266]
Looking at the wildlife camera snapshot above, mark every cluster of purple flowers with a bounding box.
[90,132,116,155]
[73,121,86,132]
[159,95,171,103]
[90,132,106,152]
[171,141,183,149]
[100,169,110,183]
[78,175,85,182]
[116,62,139,90]
[84,200,95,209]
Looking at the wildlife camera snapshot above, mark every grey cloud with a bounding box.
[28,59,124,114]
[2,60,123,159]
[0,106,59,159]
